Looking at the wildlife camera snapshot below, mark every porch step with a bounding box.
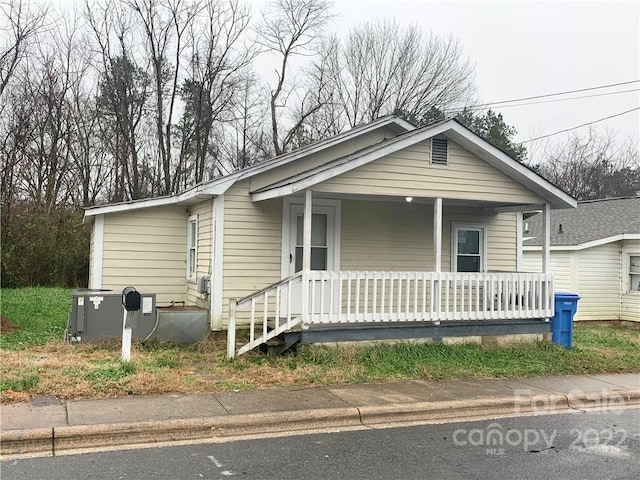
[258,332,302,355]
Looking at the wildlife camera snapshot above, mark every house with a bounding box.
[522,197,640,323]
[83,116,577,357]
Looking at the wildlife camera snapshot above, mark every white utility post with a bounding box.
[121,310,133,361]
[121,287,140,362]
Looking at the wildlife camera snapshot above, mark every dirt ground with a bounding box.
[0,316,18,334]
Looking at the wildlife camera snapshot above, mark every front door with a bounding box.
[288,205,336,276]
[283,202,339,317]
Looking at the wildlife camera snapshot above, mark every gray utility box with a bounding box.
[66,289,157,343]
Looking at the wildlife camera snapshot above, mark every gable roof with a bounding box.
[84,115,414,219]
[523,196,640,248]
[85,115,577,219]
[251,118,576,210]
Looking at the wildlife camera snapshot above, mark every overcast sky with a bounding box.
[50,0,640,155]
[329,0,639,152]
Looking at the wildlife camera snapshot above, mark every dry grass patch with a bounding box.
[1,324,639,403]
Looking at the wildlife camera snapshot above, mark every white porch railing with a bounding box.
[306,271,554,324]
[227,272,303,359]
[227,271,554,358]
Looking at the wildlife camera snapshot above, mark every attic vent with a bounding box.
[431,137,448,166]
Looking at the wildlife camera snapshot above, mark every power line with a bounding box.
[448,79,640,111]
[521,107,640,143]
[460,88,640,111]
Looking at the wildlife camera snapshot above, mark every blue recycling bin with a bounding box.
[551,292,580,348]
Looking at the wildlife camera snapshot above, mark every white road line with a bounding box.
[208,455,237,476]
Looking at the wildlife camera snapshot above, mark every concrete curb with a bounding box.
[566,389,640,411]
[358,395,569,426]
[2,390,639,458]
[1,428,52,457]
[1,407,362,458]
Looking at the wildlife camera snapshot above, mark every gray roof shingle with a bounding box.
[523,197,640,246]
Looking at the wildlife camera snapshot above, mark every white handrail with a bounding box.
[227,272,303,359]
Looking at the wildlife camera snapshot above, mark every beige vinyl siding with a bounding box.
[577,243,621,321]
[186,199,213,308]
[621,294,640,321]
[341,200,430,271]
[222,181,282,326]
[522,251,574,291]
[314,139,545,204]
[250,126,398,192]
[523,243,621,321]
[101,206,187,305]
[340,201,517,272]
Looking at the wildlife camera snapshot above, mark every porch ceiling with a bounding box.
[276,191,544,212]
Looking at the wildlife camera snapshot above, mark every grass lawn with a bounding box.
[1,288,639,402]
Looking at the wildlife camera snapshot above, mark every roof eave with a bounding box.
[83,173,240,221]
[524,233,640,250]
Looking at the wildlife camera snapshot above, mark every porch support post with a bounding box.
[433,198,442,272]
[302,190,313,322]
[542,203,551,274]
[433,197,442,323]
[516,211,523,272]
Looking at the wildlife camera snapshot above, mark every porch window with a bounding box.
[187,215,198,280]
[295,213,327,272]
[452,224,486,272]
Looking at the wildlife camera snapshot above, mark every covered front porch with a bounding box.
[227,190,555,358]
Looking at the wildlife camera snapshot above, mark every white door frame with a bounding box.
[281,196,341,279]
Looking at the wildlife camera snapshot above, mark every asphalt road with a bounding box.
[2,409,639,480]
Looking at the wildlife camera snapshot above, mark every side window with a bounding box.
[452,224,486,272]
[630,255,640,292]
[187,215,198,280]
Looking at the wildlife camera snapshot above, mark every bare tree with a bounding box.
[536,129,640,200]
[178,0,254,186]
[0,0,47,98]
[86,0,154,201]
[123,0,202,195]
[257,0,334,155]
[317,20,476,128]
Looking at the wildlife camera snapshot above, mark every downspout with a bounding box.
[618,241,623,321]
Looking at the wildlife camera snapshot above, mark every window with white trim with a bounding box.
[187,215,198,280]
[452,224,486,272]
[431,137,448,166]
[630,255,640,292]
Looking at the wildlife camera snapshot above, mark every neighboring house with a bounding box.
[523,197,640,323]
[84,116,576,357]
